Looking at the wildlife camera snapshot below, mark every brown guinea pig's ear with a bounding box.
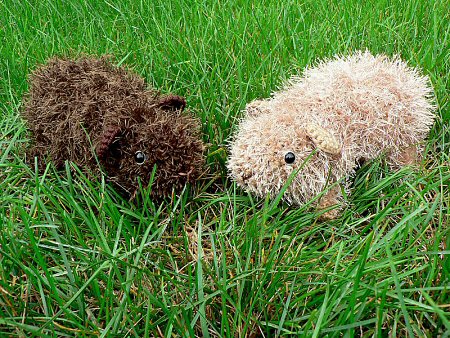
[157,95,186,111]
[305,123,341,155]
[96,125,122,160]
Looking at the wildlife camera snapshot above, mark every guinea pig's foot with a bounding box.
[317,186,342,220]
[396,145,419,167]
[319,208,340,220]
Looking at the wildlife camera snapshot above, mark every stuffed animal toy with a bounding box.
[228,51,435,218]
[22,56,205,198]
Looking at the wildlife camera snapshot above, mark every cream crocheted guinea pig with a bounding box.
[228,51,435,218]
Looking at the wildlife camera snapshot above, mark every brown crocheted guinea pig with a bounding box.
[22,56,205,197]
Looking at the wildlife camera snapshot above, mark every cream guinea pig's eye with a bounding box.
[134,151,146,165]
[284,152,296,164]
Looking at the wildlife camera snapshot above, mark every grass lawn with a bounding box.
[0,0,449,336]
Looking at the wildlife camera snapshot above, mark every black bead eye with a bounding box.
[284,152,296,164]
[134,151,146,165]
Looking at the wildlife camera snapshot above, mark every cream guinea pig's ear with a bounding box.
[245,100,270,117]
[305,123,341,155]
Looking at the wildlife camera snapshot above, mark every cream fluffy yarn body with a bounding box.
[228,51,435,217]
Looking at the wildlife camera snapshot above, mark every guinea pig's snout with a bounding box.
[240,172,251,181]
[237,166,253,183]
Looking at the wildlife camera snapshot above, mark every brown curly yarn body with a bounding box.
[22,56,204,197]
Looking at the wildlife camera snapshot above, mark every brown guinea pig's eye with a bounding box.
[134,151,146,165]
[284,152,296,164]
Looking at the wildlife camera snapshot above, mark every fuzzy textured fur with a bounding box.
[228,51,435,218]
[22,56,205,197]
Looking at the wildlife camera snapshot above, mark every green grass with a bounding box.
[1,0,449,336]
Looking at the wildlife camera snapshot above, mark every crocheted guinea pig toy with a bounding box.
[22,56,205,197]
[228,51,435,218]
